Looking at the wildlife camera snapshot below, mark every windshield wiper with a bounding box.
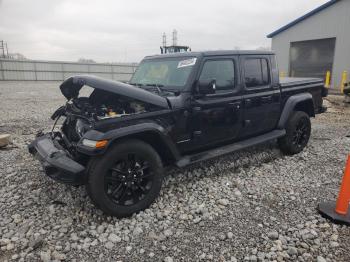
[129,82,144,87]
[144,84,165,94]
[144,84,164,87]
[130,82,163,92]
[130,82,176,95]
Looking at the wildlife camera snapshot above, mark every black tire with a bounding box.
[86,139,163,217]
[278,111,311,155]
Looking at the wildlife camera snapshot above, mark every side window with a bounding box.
[199,60,235,91]
[244,58,270,88]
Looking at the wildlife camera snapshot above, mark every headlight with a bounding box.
[75,119,89,138]
[82,139,108,149]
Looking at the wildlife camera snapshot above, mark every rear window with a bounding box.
[244,58,270,88]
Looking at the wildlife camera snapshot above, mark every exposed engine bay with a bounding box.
[49,75,170,147]
[70,89,151,120]
[53,89,160,143]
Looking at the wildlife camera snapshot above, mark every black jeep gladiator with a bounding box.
[29,50,327,217]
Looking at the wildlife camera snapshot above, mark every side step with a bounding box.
[176,129,286,168]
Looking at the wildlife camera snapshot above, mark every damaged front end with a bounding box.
[28,133,86,185]
[28,75,170,185]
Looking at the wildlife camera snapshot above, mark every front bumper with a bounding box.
[28,133,85,185]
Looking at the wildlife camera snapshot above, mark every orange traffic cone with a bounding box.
[318,155,350,224]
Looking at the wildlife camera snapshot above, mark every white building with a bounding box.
[268,0,349,90]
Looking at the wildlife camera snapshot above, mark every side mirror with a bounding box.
[196,79,216,95]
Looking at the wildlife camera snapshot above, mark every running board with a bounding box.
[176,129,286,168]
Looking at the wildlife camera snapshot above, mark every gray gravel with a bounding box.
[1,81,350,261]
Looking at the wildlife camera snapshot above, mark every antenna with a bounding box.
[172,29,177,46]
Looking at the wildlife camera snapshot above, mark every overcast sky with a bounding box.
[0,0,329,63]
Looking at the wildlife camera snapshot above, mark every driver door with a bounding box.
[189,57,244,150]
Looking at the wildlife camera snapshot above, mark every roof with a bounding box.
[267,0,339,38]
[145,50,274,59]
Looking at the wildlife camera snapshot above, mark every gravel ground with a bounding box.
[1,81,350,262]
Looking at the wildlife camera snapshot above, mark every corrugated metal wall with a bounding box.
[0,59,138,81]
[271,0,350,90]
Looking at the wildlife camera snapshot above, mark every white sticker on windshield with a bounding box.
[177,58,197,68]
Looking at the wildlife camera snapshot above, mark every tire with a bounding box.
[86,139,164,217]
[278,111,311,155]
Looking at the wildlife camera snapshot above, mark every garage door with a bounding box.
[289,38,336,79]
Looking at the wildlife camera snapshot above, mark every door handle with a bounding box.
[245,98,252,107]
[193,106,201,112]
[228,102,241,109]
[261,96,272,103]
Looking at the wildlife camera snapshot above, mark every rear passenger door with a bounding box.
[240,55,281,138]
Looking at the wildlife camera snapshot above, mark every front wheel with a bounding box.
[86,139,163,217]
[278,111,311,155]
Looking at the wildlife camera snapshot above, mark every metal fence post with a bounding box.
[61,63,64,81]
[34,62,38,81]
[0,60,4,80]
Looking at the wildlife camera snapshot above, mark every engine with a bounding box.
[70,93,147,120]
[60,89,154,142]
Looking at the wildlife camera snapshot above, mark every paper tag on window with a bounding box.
[177,58,197,68]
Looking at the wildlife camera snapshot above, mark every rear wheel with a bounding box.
[278,111,311,155]
[86,139,163,217]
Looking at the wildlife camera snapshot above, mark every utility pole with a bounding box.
[0,41,4,58]
[160,30,190,54]
[5,42,8,57]
[160,33,167,54]
[0,41,9,58]
[162,32,167,49]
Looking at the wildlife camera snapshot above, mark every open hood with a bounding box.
[59,75,170,109]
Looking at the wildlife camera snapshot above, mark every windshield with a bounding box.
[130,57,196,89]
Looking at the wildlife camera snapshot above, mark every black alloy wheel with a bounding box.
[278,111,311,155]
[86,139,163,217]
[105,153,153,206]
[292,117,309,149]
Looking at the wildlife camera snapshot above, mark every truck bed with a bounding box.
[279,77,326,114]
[280,77,323,87]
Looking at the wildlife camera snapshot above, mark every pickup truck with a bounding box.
[28,50,327,217]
